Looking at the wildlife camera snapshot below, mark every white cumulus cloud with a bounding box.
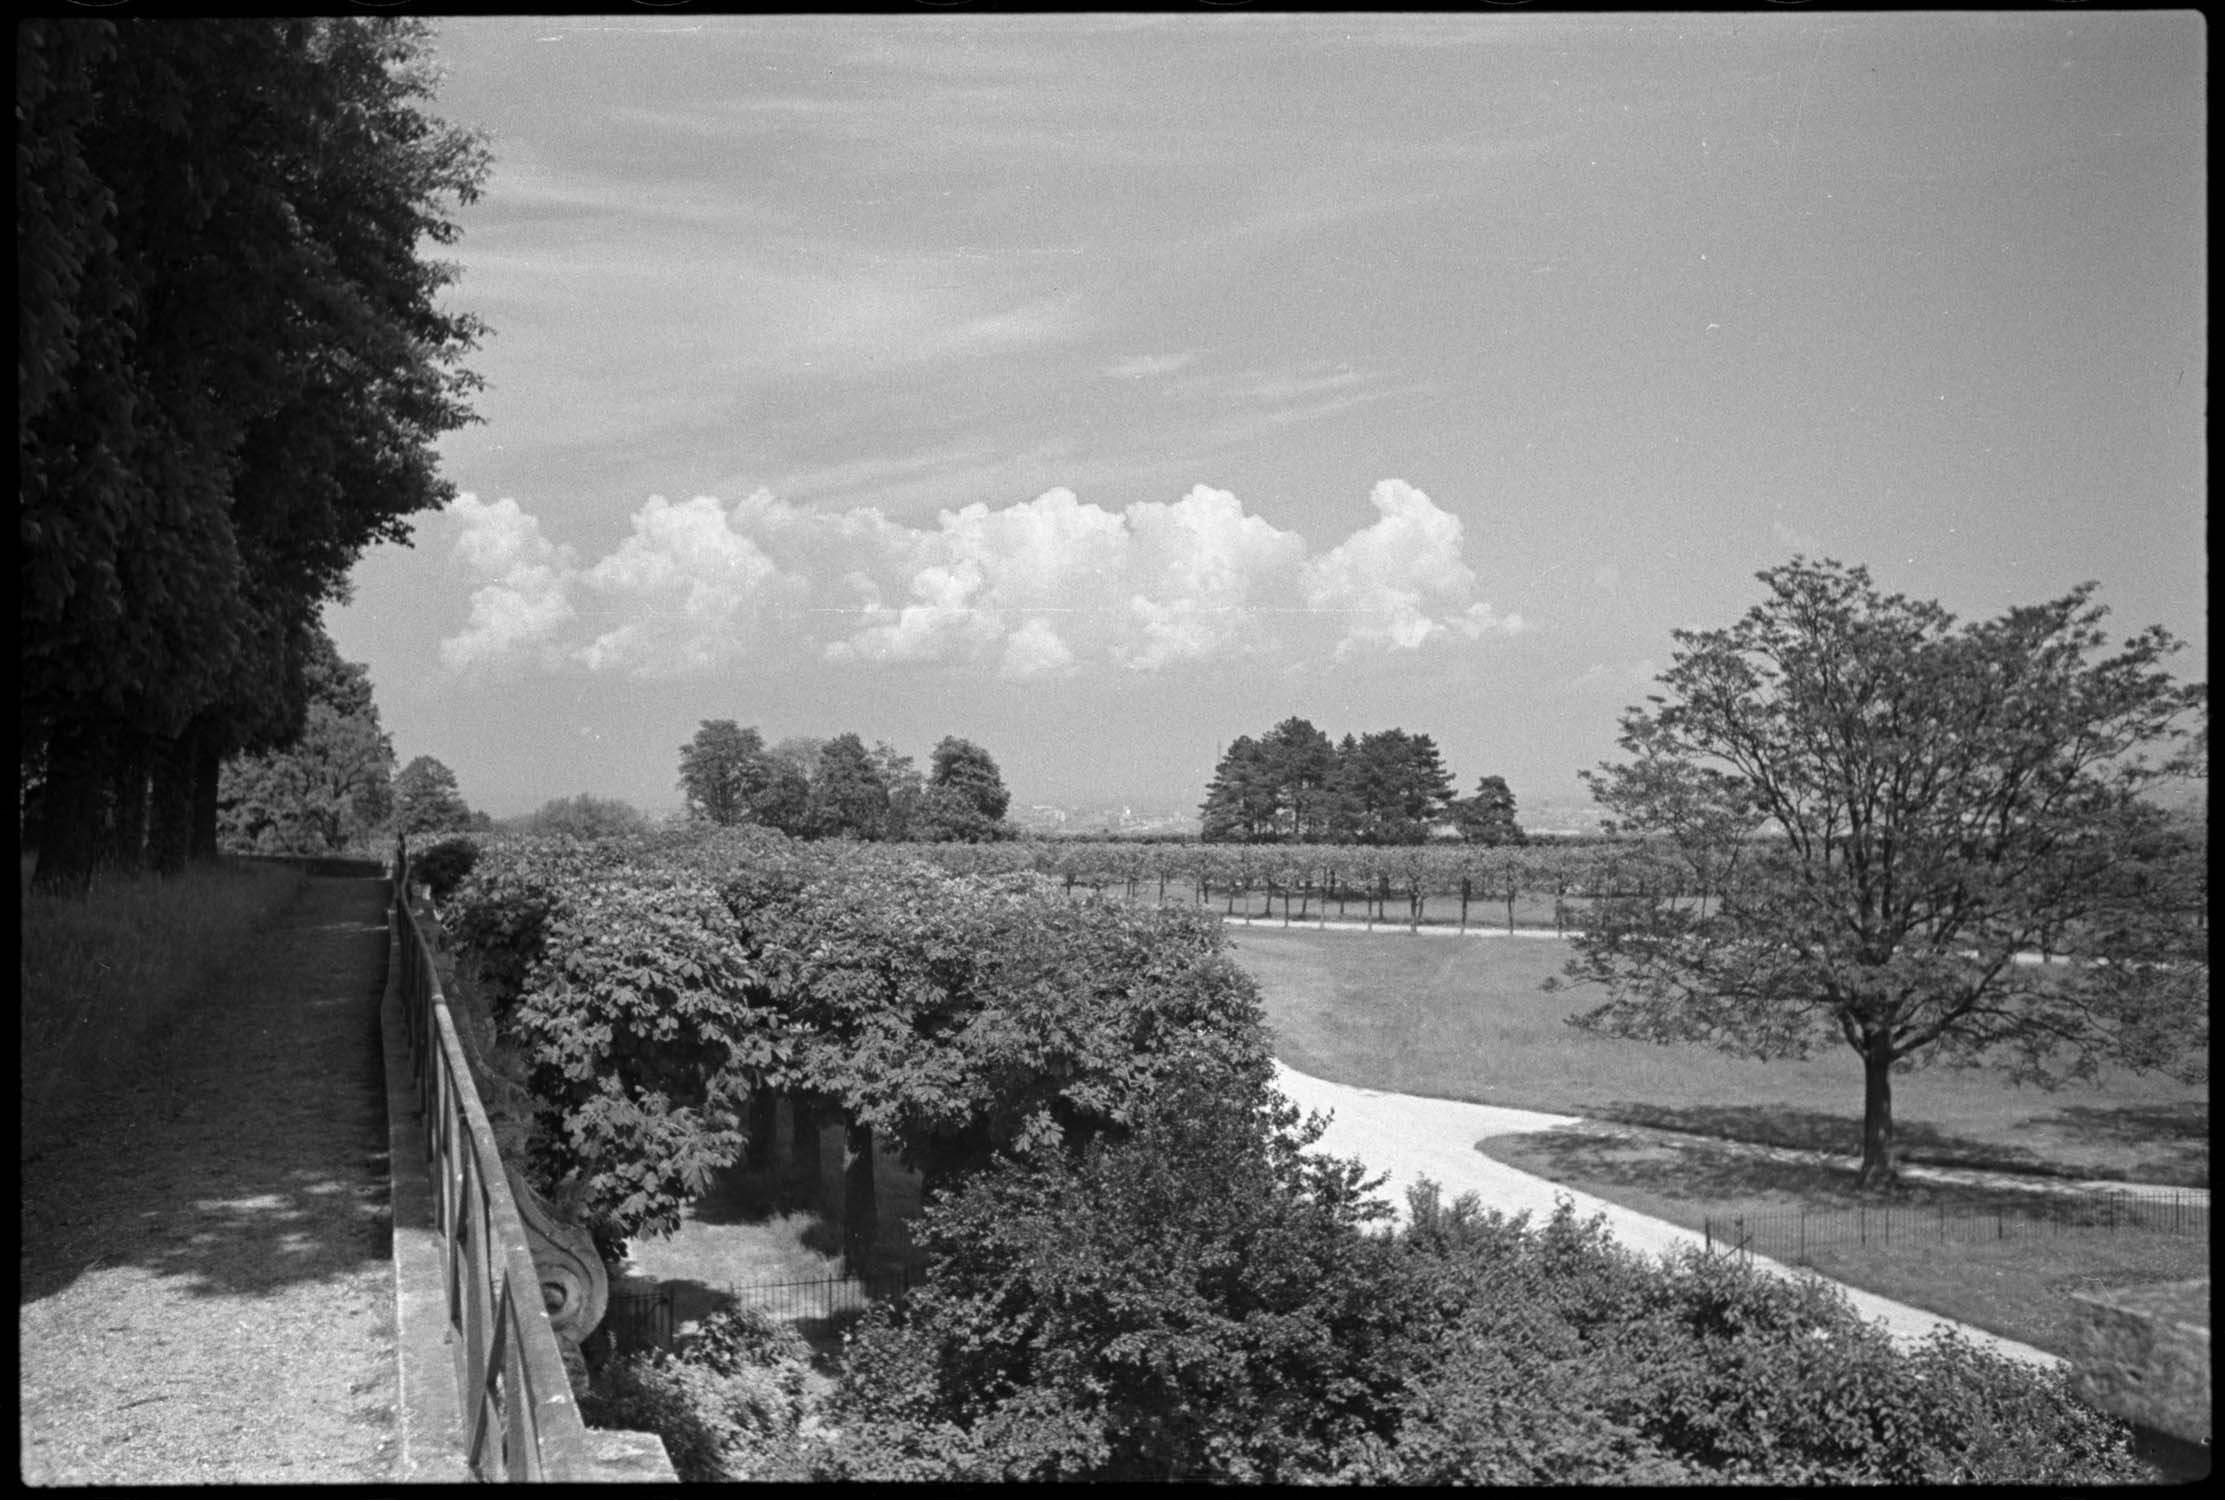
[1299,479,1522,657]
[573,495,810,676]
[439,494,579,671]
[437,477,1521,679]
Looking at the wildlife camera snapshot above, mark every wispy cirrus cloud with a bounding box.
[1101,352,1200,380]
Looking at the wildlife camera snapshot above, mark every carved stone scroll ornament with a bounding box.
[505,1164,609,1396]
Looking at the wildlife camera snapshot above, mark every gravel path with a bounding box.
[19,876,401,1485]
[1271,1060,2066,1368]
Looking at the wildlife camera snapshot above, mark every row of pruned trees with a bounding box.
[1200,717,1524,845]
[20,17,488,891]
[677,721,1017,843]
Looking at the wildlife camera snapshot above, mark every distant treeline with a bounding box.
[1200,717,1525,845]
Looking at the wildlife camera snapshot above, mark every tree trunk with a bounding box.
[32,715,103,896]
[1856,1040,1899,1188]
[789,1093,823,1201]
[745,1088,778,1171]
[107,729,150,873]
[188,723,222,862]
[842,1120,879,1276]
[147,728,196,876]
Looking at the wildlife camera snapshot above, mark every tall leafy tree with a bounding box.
[1263,717,1338,839]
[392,756,474,837]
[741,754,814,837]
[1454,775,1528,846]
[869,741,925,841]
[216,630,395,854]
[910,736,1014,842]
[1200,736,1279,843]
[810,733,891,840]
[678,720,764,826]
[1562,559,2208,1187]
[19,17,488,891]
[523,794,648,840]
[1333,730,1456,844]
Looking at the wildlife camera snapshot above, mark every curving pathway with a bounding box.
[1270,1060,2066,1368]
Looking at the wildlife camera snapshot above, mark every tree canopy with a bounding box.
[677,721,765,827]
[392,756,475,837]
[1560,558,2209,1186]
[809,733,891,840]
[19,17,488,891]
[1200,719,1497,845]
[910,737,1016,842]
[215,629,395,855]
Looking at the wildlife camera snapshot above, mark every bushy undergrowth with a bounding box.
[582,1305,816,1481]
[816,1116,2148,1486]
[20,859,306,1155]
[441,826,1275,1245]
[409,835,479,902]
[448,827,2150,1484]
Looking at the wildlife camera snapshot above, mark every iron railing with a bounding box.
[393,838,600,1482]
[1704,1188,2209,1268]
[724,1267,923,1326]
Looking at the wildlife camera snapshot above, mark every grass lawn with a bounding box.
[1229,926,2208,1360]
[1228,926,2208,1186]
[1479,1124,2209,1358]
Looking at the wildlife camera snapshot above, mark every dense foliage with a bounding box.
[438,826,1272,1246]
[1200,716,1525,844]
[410,837,480,903]
[435,827,2149,1483]
[1565,558,2210,1184]
[676,723,1015,842]
[517,793,650,840]
[583,1304,814,1482]
[390,756,477,837]
[822,1163,2146,1484]
[214,630,394,855]
[819,1068,1409,1482]
[20,17,487,891]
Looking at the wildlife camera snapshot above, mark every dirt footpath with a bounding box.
[20,875,400,1485]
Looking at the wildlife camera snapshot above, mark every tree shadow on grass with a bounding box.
[1491,1125,2067,1212]
[2039,1102,2209,1187]
[1588,1101,2059,1177]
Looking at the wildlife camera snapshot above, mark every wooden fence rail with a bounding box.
[393,839,604,1482]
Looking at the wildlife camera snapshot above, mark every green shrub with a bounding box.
[1376,1185,2148,1485]
[411,836,480,902]
[678,1302,809,1377]
[584,1309,816,1481]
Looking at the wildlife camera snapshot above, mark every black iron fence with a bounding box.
[1704,1188,2208,1268]
[724,1266,924,1325]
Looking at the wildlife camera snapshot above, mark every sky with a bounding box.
[326,10,2207,821]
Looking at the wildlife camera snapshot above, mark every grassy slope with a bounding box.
[21,858,309,1162]
[1229,927,2208,1185]
[1228,926,2208,1358]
